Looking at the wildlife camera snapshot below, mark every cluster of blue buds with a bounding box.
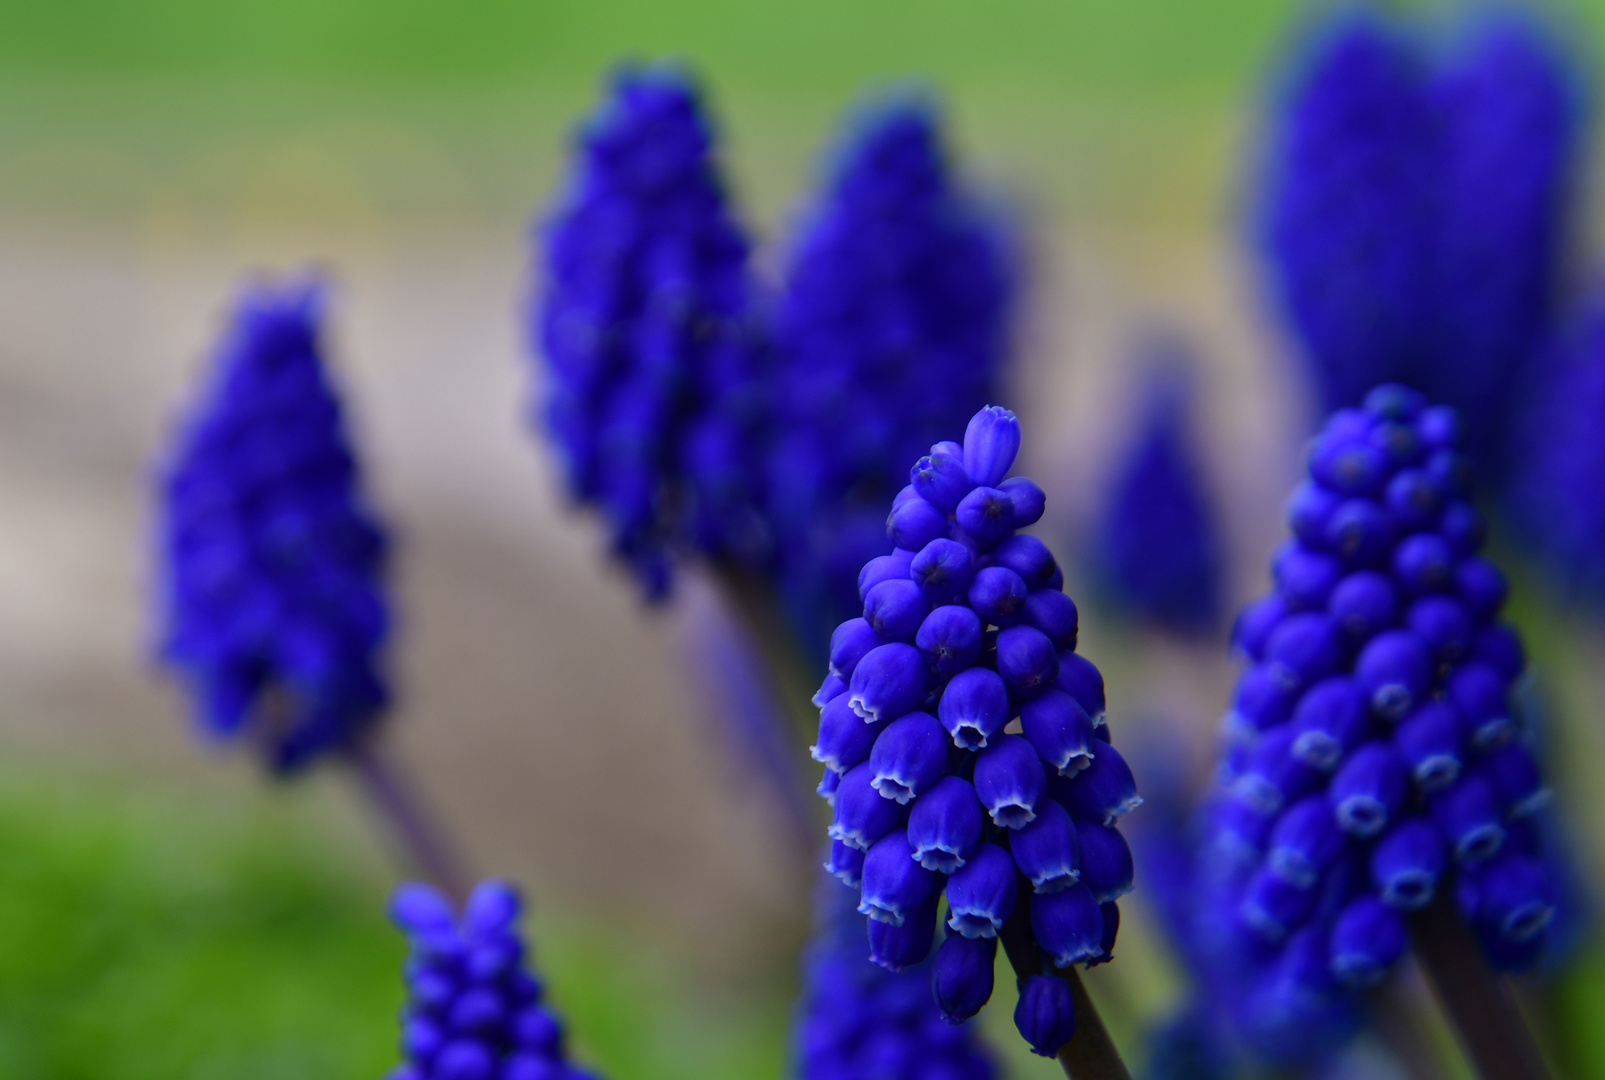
[767,96,1012,647]
[536,65,766,598]
[387,881,602,1080]
[795,874,996,1079]
[1260,7,1575,470]
[156,279,390,773]
[1204,384,1556,1050]
[813,405,1139,1057]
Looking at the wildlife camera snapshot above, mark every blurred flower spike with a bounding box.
[156,276,390,774]
[387,880,604,1080]
[815,404,1138,1057]
[1201,384,1557,1065]
[534,63,768,599]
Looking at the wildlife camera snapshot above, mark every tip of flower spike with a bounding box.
[390,882,455,935]
[963,406,1021,489]
[464,880,522,934]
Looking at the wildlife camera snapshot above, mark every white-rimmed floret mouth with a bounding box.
[1503,901,1555,942]
[951,723,989,751]
[1454,823,1505,864]
[913,843,965,874]
[989,801,1036,830]
[1336,795,1388,838]
[858,899,905,927]
[1381,869,1436,910]
[947,910,1002,939]
[1413,755,1460,793]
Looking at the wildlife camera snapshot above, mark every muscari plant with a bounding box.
[155,277,468,897]
[1201,384,1555,1077]
[814,405,1137,1072]
[387,880,603,1080]
[1259,5,1576,474]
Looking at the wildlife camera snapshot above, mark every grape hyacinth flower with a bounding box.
[815,405,1137,1063]
[1093,347,1223,634]
[795,872,996,1079]
[1205,384,1557,1070]
[768,94,1013,651]
[156,278,389,773]
[535,64,766,598]
[387,880,602,1080]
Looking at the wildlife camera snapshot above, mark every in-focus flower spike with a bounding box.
[794,874,996,1080]
[534,64,766,599]
[811,405,1138,1059]
[386,879,605,1080]
[156,277,389,773]
[1093,338,1224,634]
[767,91,1015,652]
[1198,384,1561,1067]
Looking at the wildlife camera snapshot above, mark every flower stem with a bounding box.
[999,892,1133,1080]
[343,734,472,902]
[1407,893,1552,1080]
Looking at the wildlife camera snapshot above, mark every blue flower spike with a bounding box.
[534,64,765,598]
[156,277,390,773]
[812,405,1137,1065]
[387,880,604,1080]
[1200,384,1558,1074]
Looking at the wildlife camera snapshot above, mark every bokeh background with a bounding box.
[7,1,1605,1077]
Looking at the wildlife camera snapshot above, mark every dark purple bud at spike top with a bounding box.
[1310,437,1387,496]
[1330,740,1408,838]
[811,694,885,773]
[945,842,1018,938]
[1429,773,1506,864]
[1392,532,1456,595]
[1288,480,1341,548]
[887,496,949,551]
[1325,499,1394,566]
[1269,795,1345,887]
[994,533,1057,589]
[1021,689,1098,777]
[1289,676,1370,771]
[907,775,984,872]
[813,672,846,708]
[1406,595,1473,663]
[1232,725,1319,815]
[1024,588,1078,649]
[938,667,1010,750]
[996,624,1060,697]
[830,763,910,851]
[1012,798,1082,894]
[1263,612,1343,688]
[1241,867,1316,942]
[868,711,948,805]
[963,405,1021,488]
[967,565,1028,627]
[1015,974,1076,1057]
[955,486,1016,547]
[1372,817,1449,910]
[933,933,997,1022]
[1364,382,1426,420]
[1448,662,1515,749]
[829,618,886,682]
[1384,469,1443,532]
[1233,593,1287,660]
[911,450,973,512]
[863,578,930,643]
[1330,895,1407,988]
[825,839,864,887]
[1328,569,1398,643]
[1356,628,1432,720]
[867,893,938,972]
[1471,852,1555,945]
[1275,544,1344,610]
[1055,652,1106,725]
[1052,741,1142,825]
[1224,664,1298,740]
[1473,622,1525,680]
[999,476,1046,526]
[1033,881,1106,968]
[858,548,915,602]
[1481,743,1549,818]
[909,538,973,604]
[974,734,1045,829]
[859,830,938,926]
[1439,501,1486,556]
[916,604,984,675]
[1394,700,1465,794]
[1075,819,1134,902]
[1456,556,1509,621]
[847,643,929,723]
